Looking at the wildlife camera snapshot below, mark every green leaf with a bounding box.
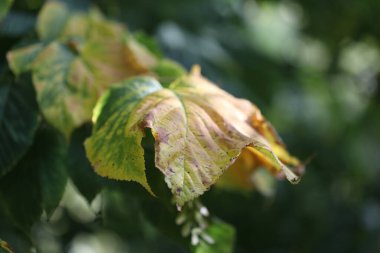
[0,72,39,178]
[0,0,13,20]
[0,148,43,231]
[194,219,235,253]
[0,125,67,229]
[85,67,299,206]
[67,124,103,202]
[85,77,163,194]
[36,126,68,217]
[36,1,70,41]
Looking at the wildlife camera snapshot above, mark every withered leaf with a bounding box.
[85,66,300,206]
[218,109,302,193]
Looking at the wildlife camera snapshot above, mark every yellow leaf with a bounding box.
[218,101,302,193]
[85,66,301,206]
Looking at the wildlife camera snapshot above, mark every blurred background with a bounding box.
[1,0,380,252]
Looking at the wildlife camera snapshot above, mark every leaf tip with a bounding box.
[282,164,301,184]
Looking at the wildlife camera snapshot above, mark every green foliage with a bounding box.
[6,2,130,137]
[4,0,379,252]
[0,1,307,251]
[36,126,68,218]
[0,72,39,177]
[0,125,66,230]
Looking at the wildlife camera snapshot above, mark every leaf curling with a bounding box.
[85,66,303,206]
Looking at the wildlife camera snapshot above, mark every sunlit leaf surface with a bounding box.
[85,66,300,206]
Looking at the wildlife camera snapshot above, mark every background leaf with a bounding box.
[0,124,67,230]
[0,72,39,178]
[6,43,43,75]
[36,1,69,41]
[0,141,43,231]
[36,125,68,217]
[31,42,98,137]
[6,1,166,137]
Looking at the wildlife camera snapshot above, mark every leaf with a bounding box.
[193,219,235,253]
[0,148,43,231]
[0,72,39,178]
[217,148,277,197]
[217,109,302,193]
[6,43,44,75]
[67,124,103,202]
[31,42,100,138]
[0,125,67,229]
[85,77,162,194]
[0,0,13,20]
[248,108,301,169]
[36,125,68,217]
[85,66,300,206]
[216,148,262,191]
[36,1,70,41]
[6,2,158,137]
